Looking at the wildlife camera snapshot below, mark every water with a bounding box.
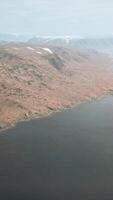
[1,95,113,200]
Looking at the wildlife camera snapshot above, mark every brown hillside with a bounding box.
[0,43,113,129]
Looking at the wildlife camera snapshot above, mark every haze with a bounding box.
[1,0,113,37]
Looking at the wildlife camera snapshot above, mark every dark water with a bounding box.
[1,95,113,200]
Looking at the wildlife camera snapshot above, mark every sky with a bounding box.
[0,0,113,37]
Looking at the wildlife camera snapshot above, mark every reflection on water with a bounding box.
[1,95,113,200]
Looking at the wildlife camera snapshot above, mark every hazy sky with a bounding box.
[1,0,113,37]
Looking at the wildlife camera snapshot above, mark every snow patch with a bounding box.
[36,51,42,55]
[35,35,84,39]
[26,47,35,51]
[42,48,53,54]
[13,47,19,50]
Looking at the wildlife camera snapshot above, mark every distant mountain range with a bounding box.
[0,33,32,42]
[0,34,113,54]
[28,36,113,55]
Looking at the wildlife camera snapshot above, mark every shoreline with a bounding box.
[0,91,109,134]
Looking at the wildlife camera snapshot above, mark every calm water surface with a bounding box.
[1,95,113,200]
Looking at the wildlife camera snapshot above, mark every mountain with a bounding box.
[28,36,113,55]
[0,43,113,129]
[28,36,81,46]
[0,33,32,42]
[1,34,113,55]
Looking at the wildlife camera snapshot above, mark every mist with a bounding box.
[0,0,113,37]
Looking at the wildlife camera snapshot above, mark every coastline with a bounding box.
[0,91,108,134]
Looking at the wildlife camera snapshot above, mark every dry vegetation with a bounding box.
[0,43,113,129]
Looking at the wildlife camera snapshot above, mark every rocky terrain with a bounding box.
[0,43,113,129]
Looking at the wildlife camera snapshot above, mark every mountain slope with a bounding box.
[0,43,113,129]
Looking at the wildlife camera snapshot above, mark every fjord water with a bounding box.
[1,95,113,200]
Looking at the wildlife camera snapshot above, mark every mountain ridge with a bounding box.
[1,33,113,55]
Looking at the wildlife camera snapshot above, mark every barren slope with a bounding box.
[0,43,113,129]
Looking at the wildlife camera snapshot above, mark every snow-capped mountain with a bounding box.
[1,34,113,55]
[28,35,83,46]
[28,36,113,55]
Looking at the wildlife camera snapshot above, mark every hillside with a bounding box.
[0,43,113,129]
